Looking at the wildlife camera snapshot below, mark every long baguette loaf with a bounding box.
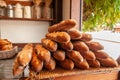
[66,50,83,62]
[81,50,96,60]
[30,49,43,72]
[73,41,89,53]
[48,19,76,32]
[60,41,73,50]
[53,49,65,61]
[59,59,74,70]
[74,59,89,69]
[17,43,33,67]
[41,38,58,52]
[87,60,100,68]
[44,58,56,70]
[86,41,104,51]
[80,33,92,42]
[35,44,51,63]
[67,29,82,40]
[46,31,70,43]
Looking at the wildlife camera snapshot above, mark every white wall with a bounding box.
[0,20,50,43]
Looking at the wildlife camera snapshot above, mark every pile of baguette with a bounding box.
[13,19,119,76]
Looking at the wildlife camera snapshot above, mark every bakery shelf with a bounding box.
[0,16,54,21]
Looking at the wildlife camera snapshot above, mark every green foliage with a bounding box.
[82,0,120,32]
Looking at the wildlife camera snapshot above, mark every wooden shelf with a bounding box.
[0,16,53,21]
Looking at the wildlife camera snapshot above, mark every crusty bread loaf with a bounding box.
[67,29,82,40]
[98,57,118,67]
[59,59,74,70]
[60,41,73,50]
[66,50,83,62]
[13,59,24,76]
[94,50,110,59]
[87,60,100,68]
[30,49,43,72]
[86,41,104,51]
[74,59,89,69]
[17,44,33,67]
[46,31,70,43]
[53,49,65,61]
[41,38,58,52]
[48,19,76,32]
[35,44,51,63]
[80,33,92,41]
[81,50,96,60]
[73,41,89,53]
[44,58,56,70]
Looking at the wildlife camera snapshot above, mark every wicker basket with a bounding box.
[0,46,18,59]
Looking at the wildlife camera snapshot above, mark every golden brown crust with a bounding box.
[98,57,118,67]
[81,50,96,60]
[66,50,83,62]
[86,41,104,51]
[67,29,82,40]
[44,58,56,70]
[30,50,43,72]
[80,33,92,41]
[87,60,100,68]
[35,44,51,63]
[48,19,76,32]
[73,41,89,53]
[59,59,74,70]
[60,41,73,50]
[41,38,58,52]
[74,59,89,69]
[17,44,33,67]
[53,50,65,61]
[46,31,70,43]
[94,50,110,59]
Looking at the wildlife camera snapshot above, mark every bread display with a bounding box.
[41,38,58,52]
[67,29,82,40]
[12,19,119,79]
[73,41,89,53]
[66,50,83,63]
[48,19,76,33]
[86,41,104,51]
[35,44,51,63]
[60,41,73,50]
[46,31,70,43]
[53,49,65,61]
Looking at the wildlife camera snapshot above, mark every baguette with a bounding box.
[17,44,33,67]
[44,58,56,70]
[35,44,51,63]
[30,49,43,72]
[41,38,58,52]
[87,60,100,68]
[98,57,118,67]
[80,33,92,41]
[86,41,104,51]
[66,50,83,62]
[60,41,73,50]
[67,29,82,40]
[59,59,74,70]
[74,59,89,69]
[53,49,65,61]
[73,41,89,53]
[46,31,70,43]
[81,50,96,60]
[48,19,76,32]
